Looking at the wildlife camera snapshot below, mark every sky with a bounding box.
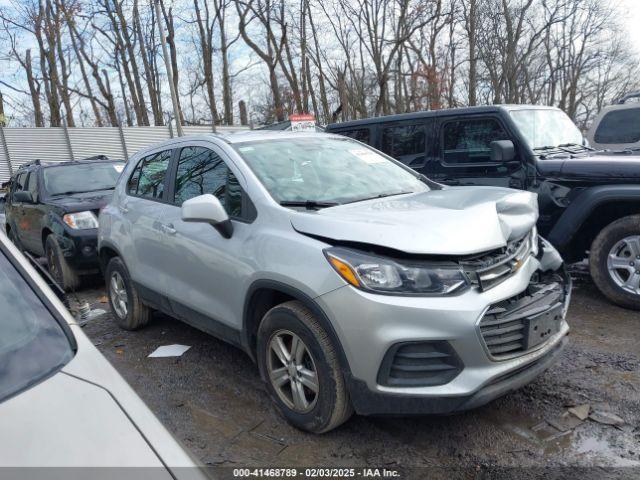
[1,0,640,124]
[621,0,640,53]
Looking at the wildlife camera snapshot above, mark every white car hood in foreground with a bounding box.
[0,369,170,471]
[290,187,538,255]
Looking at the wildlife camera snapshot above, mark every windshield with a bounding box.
[43,162,124,196]
[0,250,74,403]
[234,137,428,205]
[510,109,584,151]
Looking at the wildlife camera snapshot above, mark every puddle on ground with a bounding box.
[491,410,640,467]
[573,434,640,467]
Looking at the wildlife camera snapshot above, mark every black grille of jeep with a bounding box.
[462,232,533,291]
[479,276,566,359]
[377,341,463,387]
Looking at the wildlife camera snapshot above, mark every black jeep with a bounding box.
[326,105,640,310]
[4,157,124,290]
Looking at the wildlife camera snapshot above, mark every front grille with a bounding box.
[479,275,566,359]
[462,232,534,291]
[377,341,463,387]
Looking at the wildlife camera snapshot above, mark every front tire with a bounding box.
[257,301,353,433]
[105,257,151,330]
[590,215,640,310]
[45,235,79,291]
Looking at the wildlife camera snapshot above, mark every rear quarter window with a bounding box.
[380,124,427,167]
[594,109,640,144]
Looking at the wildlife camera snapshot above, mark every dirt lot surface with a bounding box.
[72,277,639,477]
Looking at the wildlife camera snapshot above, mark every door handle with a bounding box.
[161,223,177,235]
[119,205,129,214]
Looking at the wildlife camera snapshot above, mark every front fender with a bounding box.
[547,185,640,249]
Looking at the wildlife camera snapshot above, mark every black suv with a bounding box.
[326,105,640,310]
[4,157,124,290]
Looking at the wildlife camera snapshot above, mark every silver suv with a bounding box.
[99,132,570,433]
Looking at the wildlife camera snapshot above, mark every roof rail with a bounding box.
[617,91,640,104]
[80,155,109,161]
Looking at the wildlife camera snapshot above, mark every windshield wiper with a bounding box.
[345,191,414,204]
[279,200,340,210]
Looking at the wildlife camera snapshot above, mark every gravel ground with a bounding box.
[71,277,640,477]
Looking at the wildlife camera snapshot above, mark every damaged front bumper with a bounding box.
[316,236,570,416]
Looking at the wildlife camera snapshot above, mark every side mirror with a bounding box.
[181,194,233,238]
[490,140,516,162]
[13,191,33,203]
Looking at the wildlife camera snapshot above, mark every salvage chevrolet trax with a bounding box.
[99,132,570,433]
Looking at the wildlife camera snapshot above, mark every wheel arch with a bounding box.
[98,240,122,272]
[41,227,54,250]
[547,185,640,262]
[242,280,352,376]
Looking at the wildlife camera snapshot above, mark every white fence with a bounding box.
[0,125,249,183]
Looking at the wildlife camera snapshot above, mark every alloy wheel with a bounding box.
[110,271,129,319]
[607,235,640,296]
[267,330,319,413]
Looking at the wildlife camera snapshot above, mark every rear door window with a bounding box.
[0,250,74,403]
[594,109,640,144]
[131,150,172,200]
[173,146,242,218]
[380,124,427,167]
[337,128,370,143]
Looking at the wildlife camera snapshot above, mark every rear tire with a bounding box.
[257,300,353,433]
[45,235,80,291]
[105,256,151,330]
[590,215,640,310]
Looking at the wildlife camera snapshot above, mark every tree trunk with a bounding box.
[0,91,5,126]
[134,0,162,125]
[220,25,233,125]
[467,0,477,106]
[25,50,45,127]
[239,100,248,126]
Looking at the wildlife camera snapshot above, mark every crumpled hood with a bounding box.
[290,187,538,255]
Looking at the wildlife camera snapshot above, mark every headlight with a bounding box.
[324,247,469,296]
[63,211,99,229]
